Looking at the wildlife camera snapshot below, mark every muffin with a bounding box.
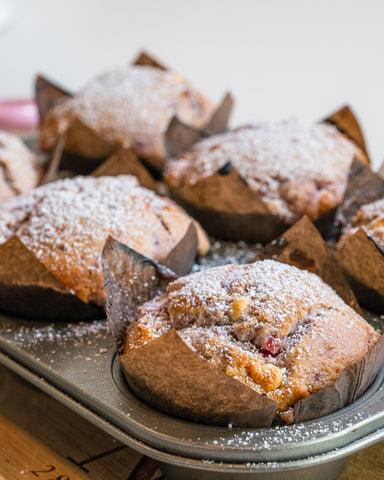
[121,259,379,424]
[165,118,368,242]
[0,131,41,202]
[0,175,208,315]
[39,65,215,171]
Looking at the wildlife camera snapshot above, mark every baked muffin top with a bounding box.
[40,65,214,166]
[0,131,41,202]
[125,260,378,414]
[0,175,207,305]
[165,118,367,223]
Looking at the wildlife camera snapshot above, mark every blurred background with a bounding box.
[0,0,383,166]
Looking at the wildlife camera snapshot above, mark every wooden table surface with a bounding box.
[0,363,383,480]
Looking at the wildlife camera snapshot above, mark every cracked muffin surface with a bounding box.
[125,260,379,417]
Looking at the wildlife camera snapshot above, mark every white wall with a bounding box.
[0,0,383,165]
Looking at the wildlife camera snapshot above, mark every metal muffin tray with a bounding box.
[0,241,384,480]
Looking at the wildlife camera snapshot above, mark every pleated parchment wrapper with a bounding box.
[36,51,234,187]
[164,105,369,243]
[102,218,384,428]
[0,220,198,322]
[335,158,384,313]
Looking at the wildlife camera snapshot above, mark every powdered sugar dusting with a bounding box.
[45,65,214,162]
[166,118,366,222]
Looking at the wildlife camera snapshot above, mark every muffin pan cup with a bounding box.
[103,224,384,428]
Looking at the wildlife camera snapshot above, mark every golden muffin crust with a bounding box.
[0,131,41,202]
[39,65,214,168]
[0,175,208,305]
[125,260,378,414]
[165,118,367,223]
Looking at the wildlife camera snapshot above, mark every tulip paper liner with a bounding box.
[91,147,158,192]
[337,228,384,313]
[323,104,369,159]
[35,74,73,125]
[255,216,360,313]
[102,234,384,428]
[165,105,369,243]
[331,157,384,312]
[0,236,104,321]
[0,217,198,321]
[36,51,233,181]
[168,166,287,243]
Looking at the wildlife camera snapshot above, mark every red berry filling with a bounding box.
[259,335,283,357]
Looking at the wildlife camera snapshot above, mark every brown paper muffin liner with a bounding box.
[35,74,73,124]
[165,106,369,243]
[0,236,104,321]
[337,229,384,313]
[330,158,384,313]
[255,216,360,313]
[0,221,198,322]
[36,51,233,182]
[102,223,384,428]
[91,147,158,192]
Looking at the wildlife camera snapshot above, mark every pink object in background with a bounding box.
[0,99,39,135]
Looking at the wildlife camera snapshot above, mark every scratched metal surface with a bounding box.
[0,240,384,480]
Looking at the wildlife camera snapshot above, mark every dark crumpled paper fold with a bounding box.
[166,105,368,243]
[102,235,177,352]
[103,231,383,427]
[256,216,360,313]
[168,165,288,242]
[0,236,104,321]
[161,222,198,275]
[336,228,384,313]
[165,92,234,159]
[35,74,73,124]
